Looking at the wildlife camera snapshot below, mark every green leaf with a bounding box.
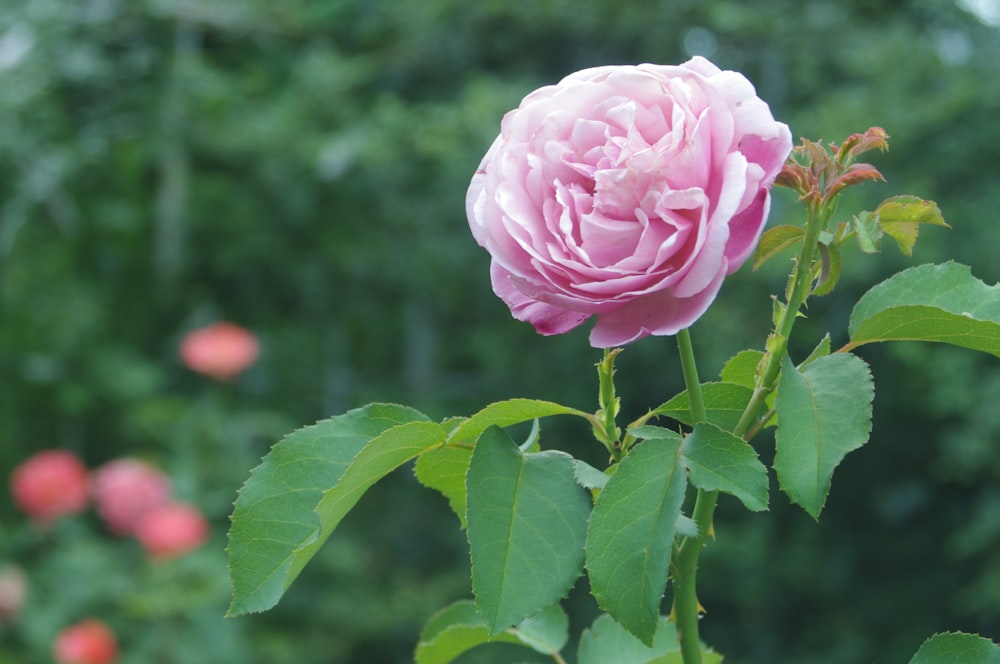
[812,240,841,296]
[650,382,755,432]
[585,436,686,645]
[774,354,874,519]
[302,419,448,577]
[908,632,1000,664]
[466,426,591,633]
[681,423,769,512]
[753,224,804,270]
[573,459,610,491]
[449,399,589,445]
[720,350,764,388]
[508,603,570,655]
[414,445,473,528]
[799,334,831,369]
[227,403,430,616]
[415,600,521,664]
[852,210,883,254]
[876,195,949,256]
[577,614,680,664]
[848,262,1000,358]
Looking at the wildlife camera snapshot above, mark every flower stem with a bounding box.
[671,201,832,663]
[673,327,712,664]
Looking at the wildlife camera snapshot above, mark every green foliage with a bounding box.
[753,225,805,270]
[466,426,590,633]
[908,632,1000,664]
[585,435,686,645]
[774,354,874,519]
[576,614,723,664]
[848,262,1000,357]
[650,383,755,431]
[449,399,590,445]
[680,423,769,513]
[227,404,430,615]
[413,600,568,664]
[415,445,474,528]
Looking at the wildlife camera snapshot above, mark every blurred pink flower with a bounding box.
[91,458,171,535]
[134,502,209,559]
[10,450,89,524]
[467,56,792,347]
[0,565,27,623]
[179,322,259,381]
[53,619,118,664]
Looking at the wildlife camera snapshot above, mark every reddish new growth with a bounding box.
[776,126,889,207]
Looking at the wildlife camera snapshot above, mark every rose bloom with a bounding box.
[134,502,209,559]
[179,322,259,381]
[10,450,89,524]
[91,458,171,535]
[53,619,118,664]
[467,56,793,347]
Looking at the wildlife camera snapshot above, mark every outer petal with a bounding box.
[588,266,727,348]
[491,263,590,335]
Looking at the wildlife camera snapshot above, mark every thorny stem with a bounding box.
[671,201,832,663]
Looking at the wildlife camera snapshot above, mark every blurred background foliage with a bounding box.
[1,0,999,662]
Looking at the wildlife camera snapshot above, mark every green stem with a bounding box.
[672,327,711,663]
[672,202,832,663]
[731,201,827,440]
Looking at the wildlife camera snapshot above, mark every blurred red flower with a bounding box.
[91,458,171,535]
[134,502,209,559]
[53,619,118,664]
[10,450,89,524]
[179,322,259,381]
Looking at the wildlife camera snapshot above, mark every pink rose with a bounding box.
[467,56,792,347]
[91,458,172,535]
[134,502,209,559]
[179,322,259,381]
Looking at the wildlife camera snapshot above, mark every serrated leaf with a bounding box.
[298,419,448,577]
[585,436,686,645]
[415,600,521,664]
[852,210,883,254]
[577,614,680,664]
[650,383,755,432]
[720,350,764,388]
[799,334,831,369]
[908,632,1000,664]
[415,444,473,528]
[753,225,805,270]
[449,399,589,445]
[876,195,949,256]
[681,423,769,512]
[573,459,610,491]
[467,427,590,633]
[415,600,569,664]
[508,603,570,655]
[848,262,1000,358]
[227,404,430,616]
[774,354,874,519]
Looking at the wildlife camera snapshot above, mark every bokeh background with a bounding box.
[2,0,1000,662]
